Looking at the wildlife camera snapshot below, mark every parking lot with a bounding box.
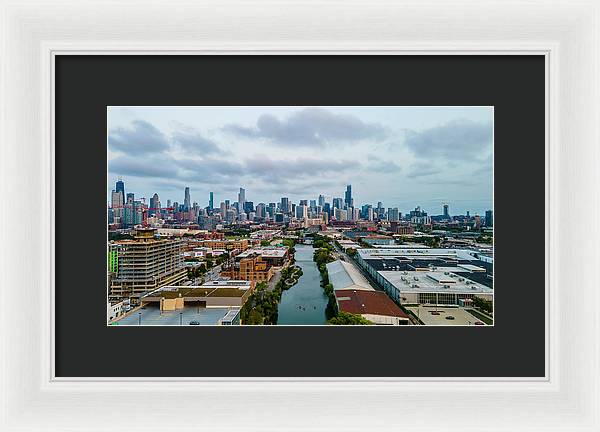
[113,304,236,326]
[405,306,487,326]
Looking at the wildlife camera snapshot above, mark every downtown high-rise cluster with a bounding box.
[108,180,493,231]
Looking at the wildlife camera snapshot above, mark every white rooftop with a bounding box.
[326,260,374,292]
[237,247,288,258]
[378,270,493,295]
[357,247,481,261]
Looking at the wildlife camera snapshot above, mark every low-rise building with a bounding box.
[236,247,290,267]
[141,280,253,310]
[326,260,374,292]
[107,300,125,323]
[362,234,395,246]
[334,289,410,325]
[355,247,493,306]
[221,254,275,282]
[199,238,250,252]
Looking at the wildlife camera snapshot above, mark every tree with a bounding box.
[328,312,373,325]
[260,240,271,247]
[346,248,357,257]
[247,308,264,325]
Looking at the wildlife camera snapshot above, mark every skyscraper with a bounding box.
[318,194,325,207]
[344,185,352,209]
[485,210,493,227]
[388,208,400,222]
[443,203,450,219]
[111,190,124,221]
[115,179,125,202]
[209,192,214,210]
[149,193,160,216]
[280,197,289,214]
[296,205,308,219]
[238,187,246,213]
[184,187,191,211]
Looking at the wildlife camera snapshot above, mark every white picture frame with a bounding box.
[1,0,599,430]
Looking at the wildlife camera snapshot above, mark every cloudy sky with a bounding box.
[107,106,493,215]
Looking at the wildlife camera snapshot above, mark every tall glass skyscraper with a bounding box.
[209,192,214,210]
[116,179,125,200]
[344,185,352,209]
[184,187,191,211]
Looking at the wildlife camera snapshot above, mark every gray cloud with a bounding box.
[178,158,244,184]
[367,154,402,173]
[244,155,361,181]
[405,119,492,161]
[172,128,229,156]
[406,162,442,178]
[223,108,388,147]
[109,155,179,178]
[108,119,170,155]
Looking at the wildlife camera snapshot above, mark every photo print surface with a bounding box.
[107,106,494,327]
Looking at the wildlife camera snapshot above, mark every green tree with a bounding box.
[328,312,373,325]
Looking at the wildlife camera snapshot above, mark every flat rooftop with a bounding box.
[146,286,249,299]
[237,247,288,258]
[358,247,484,262]
[114,305,239,326]
[378,270,493,295]
[405,306,488,326]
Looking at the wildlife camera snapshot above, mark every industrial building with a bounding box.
[326,260,374,291]
[356,248,493,306]
[326,260,409,325]
[108,228,187,301]
[140,280,253,310]
[334,289,410,325]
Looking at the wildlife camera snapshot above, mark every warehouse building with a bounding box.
[356,248,493,306]
[334,289,410,325]
[326,260,374,292]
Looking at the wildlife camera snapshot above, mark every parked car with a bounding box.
[445,316,455,320]
[189,321,200,325]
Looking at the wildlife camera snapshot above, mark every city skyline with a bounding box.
[107,106,493,215]
[108,179,490,219]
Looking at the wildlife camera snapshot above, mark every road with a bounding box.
[190,263,222,285]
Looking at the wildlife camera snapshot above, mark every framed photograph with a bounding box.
[1,1,599,431]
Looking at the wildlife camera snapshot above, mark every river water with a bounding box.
[277,244,328,325]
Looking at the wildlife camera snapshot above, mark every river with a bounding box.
[277,243,328,325]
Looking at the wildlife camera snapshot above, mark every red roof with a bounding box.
[335,289,409,319]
